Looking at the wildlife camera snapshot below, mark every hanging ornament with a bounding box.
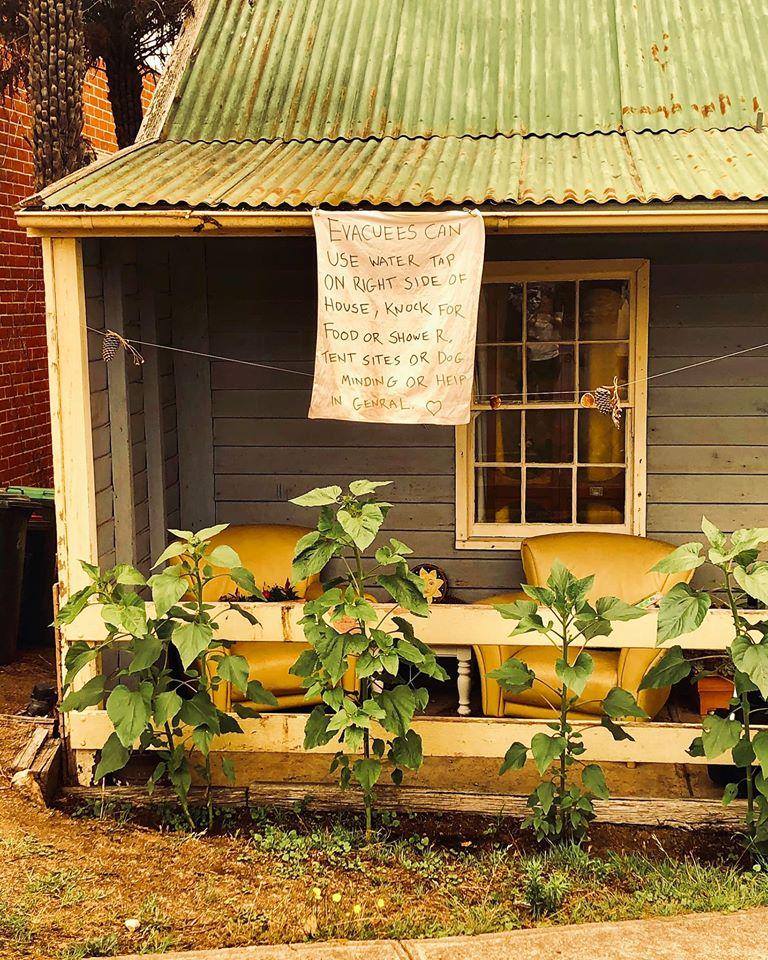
[101,329,145,366]
[580,377,622,429]
[101,331,120,363]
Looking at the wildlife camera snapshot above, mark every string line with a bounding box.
[474,338,768,401]
[86,325,315,379]
[86,325,768,401]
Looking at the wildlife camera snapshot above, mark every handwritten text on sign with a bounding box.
[309,210,485,425]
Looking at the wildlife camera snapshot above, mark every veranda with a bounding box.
[26,214,768,791]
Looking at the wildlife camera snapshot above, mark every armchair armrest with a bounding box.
[304,579,324,601]
[617,647,671,720]
[473,644,507,717]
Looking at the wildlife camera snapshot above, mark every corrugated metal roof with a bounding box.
[164,0,766,142]
[24,0,768,212]
[35,127,768,209]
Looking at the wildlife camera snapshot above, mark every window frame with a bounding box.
[455,258,649,551]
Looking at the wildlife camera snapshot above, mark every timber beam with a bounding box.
[59,783,746,830]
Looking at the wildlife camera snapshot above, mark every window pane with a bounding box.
[580,280,630,340]
[578,343,629,399]
[577,467,625,523]
[475,345,522,399]
[477,283,523,342]
[475,411,521,462]
[525,409,574,464]
[527,282,576,341]
[578,409,625,464]
[475,468,522,523]
[525,468,572,523]
[526,343,575,402]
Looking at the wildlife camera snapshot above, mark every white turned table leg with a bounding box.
[457,652,472,716]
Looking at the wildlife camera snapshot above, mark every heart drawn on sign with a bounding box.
[426,400,443,417]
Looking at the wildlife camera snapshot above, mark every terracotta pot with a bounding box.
[697,676,735,716]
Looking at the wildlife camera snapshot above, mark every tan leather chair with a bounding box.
[200,524,356,712]
[473,532,693,720]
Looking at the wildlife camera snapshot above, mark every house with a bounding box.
[0,62,153,487]
[17,0,768,787]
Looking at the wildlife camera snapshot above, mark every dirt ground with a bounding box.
[0,653,761,960]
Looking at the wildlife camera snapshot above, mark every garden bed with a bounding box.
[4,793,768,960]
[0,654,765,960]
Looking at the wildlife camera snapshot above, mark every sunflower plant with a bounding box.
[492,561,648,842]
[639,519,768,851]
[288,480,448,835]
[56,525,276,829]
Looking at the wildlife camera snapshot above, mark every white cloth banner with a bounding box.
[309,209,485,425]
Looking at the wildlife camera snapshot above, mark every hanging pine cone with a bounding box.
[102,331,121,363]
[581,378,622,429]
[593,384,615,418]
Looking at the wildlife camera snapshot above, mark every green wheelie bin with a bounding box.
[0,488,56,665]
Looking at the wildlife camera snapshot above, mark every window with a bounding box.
[455,260,648,549]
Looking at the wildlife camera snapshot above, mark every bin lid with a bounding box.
[0,488,55,517]
[5,486,54,501]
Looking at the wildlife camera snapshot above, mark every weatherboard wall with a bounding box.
[84,239,179,573]
[84,235,768,600]
[160,233,768,601]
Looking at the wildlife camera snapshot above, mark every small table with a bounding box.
[335,616,474,716]
[431,645,473,716]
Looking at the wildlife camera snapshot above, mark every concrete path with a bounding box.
[114,907,768,960]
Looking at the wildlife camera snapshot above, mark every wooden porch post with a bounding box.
[42,237,100,784]
[42,237,99,596]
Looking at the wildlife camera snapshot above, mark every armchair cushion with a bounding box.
[211,641,357,712]
[198,524,323,712]
[521,531,691,605]
[202,524,318,601]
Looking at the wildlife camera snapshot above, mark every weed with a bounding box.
[72,796,134,825]
[0,833,55,859]
[27,868,84,905]
[60,933,119,959]
[0,899,33,947]
[392,835,459,885]
[135,930,175,954]
[521,857,571,918]
[229,904,269,932]
[439,894,523,936]
[126,895,177,953]
[8,804,768,954]
[376,810,401,830]
[157,802,243,834]
[249,821,363,877]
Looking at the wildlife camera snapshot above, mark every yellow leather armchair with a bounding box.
[201,524,356,712]
[473,532,694,720]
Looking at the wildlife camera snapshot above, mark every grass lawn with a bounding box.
[3,654,767,960]
[3,802,768,960]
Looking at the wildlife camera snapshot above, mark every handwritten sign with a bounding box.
[309,209,485,425]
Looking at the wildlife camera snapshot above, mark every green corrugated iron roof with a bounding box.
[166,0,767,141]
[35,128,768,209]
[28,0,768,211]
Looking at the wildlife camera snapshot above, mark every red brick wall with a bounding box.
[0,66,154,487]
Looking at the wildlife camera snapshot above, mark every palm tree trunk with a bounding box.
[103,43,144,148]
[28,0,90,190]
